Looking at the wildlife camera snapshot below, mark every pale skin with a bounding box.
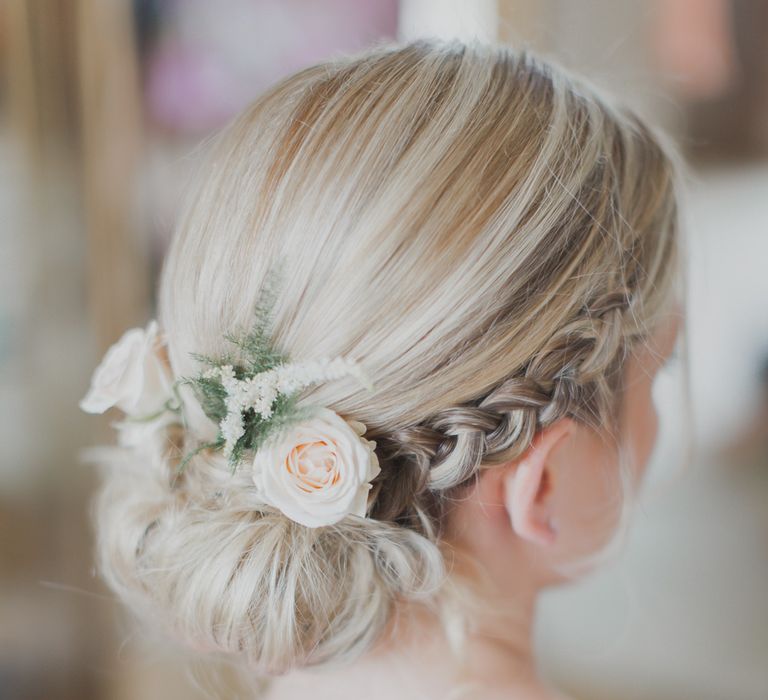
[268,308,683,700]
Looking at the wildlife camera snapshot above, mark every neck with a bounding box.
[267,575,564,700]
[379,575,541,692]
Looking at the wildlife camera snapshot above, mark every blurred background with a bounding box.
[1,1,767,698]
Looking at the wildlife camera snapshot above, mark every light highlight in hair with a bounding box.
[91,37,685,674]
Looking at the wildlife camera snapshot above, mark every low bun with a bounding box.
[93,438,444,674]
[85,37,684,681]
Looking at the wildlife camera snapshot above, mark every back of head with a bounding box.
[94,38,683,675]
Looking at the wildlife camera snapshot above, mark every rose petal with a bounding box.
[79,328,146,413]
[80,320,175,418]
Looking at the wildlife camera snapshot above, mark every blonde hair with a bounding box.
[93,38,685,675]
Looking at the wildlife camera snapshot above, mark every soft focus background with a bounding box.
[1,1,766,699]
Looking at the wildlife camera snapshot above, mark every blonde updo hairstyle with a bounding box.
[95,39,684,675]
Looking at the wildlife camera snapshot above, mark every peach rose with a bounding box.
[252,407,381,527]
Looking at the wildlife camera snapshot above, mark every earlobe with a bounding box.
[503,419,574,546]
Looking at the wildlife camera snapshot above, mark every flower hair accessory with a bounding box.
[80,277,381,528]
[79,320,180,452]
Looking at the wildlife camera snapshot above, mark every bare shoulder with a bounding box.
[447,683,576,700]
[264,671,575,700]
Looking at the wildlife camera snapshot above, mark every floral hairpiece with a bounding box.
[80,279,380,528]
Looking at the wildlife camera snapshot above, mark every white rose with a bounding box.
[79,320,174,416]
[252,407,381,528]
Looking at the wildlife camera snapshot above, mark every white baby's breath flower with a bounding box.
[215,356,374,461]
[79,320,173,417]
[220,410,245,459]
[252,406,380,527]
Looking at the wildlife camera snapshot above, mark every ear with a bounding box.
[503,418,576,546]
